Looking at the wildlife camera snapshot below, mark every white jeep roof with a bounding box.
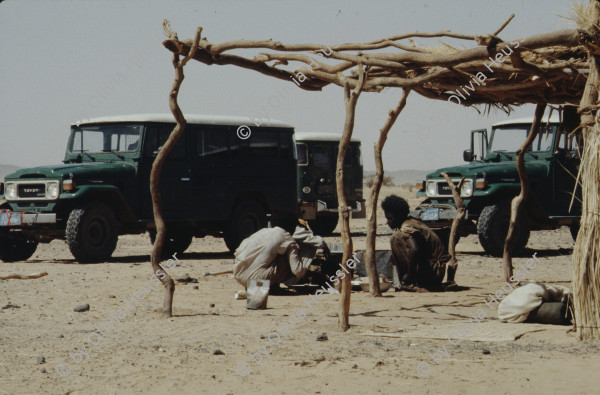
[72,114,294,128]
[492,113,561,127]
[295,132,360,142]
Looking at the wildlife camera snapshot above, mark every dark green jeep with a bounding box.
[295,132,365,235]
[0,114,297,262]
[412,114,581,256]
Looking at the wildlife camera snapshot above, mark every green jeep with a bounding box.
[412,114,581,256]
[295,132,365,235]
[0,114,297,262]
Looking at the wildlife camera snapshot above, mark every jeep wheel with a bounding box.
[148,227,193,258]
[66,202,118,263]
[477,204,530,257]
[308,215,339,236]
[0,236,38,262]
[224,201,266,252]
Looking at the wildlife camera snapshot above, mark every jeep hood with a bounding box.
[426,160,550,181]
[5,162,137,180]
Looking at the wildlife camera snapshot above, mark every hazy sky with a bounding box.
[0,0,578,171]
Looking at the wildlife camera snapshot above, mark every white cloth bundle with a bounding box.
[498,282,570,323]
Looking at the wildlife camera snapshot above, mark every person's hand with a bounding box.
[315,247,327,260]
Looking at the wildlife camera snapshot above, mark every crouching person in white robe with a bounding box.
[234,212,311,288]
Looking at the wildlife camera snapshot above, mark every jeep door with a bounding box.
[552,130,582,216]
[140,124,193,221]
[334,145,354,200]
[192,125,232,221]
[313,144,336,201]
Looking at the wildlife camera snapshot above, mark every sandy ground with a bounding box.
[1,185,599,395]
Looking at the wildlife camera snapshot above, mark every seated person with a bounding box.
[381,195,450,291]
[233,211,310,289]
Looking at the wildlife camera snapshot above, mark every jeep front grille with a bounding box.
[436,183,453,196]
[17,183,46,198]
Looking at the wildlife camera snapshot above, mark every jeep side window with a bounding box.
[314,145,330,165]
[71,129,83,152]
[334,146,353,165]
[111,132,140,152]
[249,130,278,159]
[199,129,228,158]
[280,132,294,160]
[296,143,308,165]
[144,126,185,158]
[556,126,581,156]
[230,129,249,160]
[535,125,554,151]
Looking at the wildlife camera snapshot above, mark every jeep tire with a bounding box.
[66,202,118,263]
[148,227,193,258]
[308,215,338,236]
[224,201,266,253]
[0,236,38,262]
[477,203,530,257]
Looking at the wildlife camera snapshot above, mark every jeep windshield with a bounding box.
[67,124,142,159]
[488,124,556,155]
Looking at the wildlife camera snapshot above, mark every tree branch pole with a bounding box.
[573,0,600,340]
[337,65,367,331]
[502,103,546,282]
[441,173,465,283]
[365,89,410,296]
[150,22,201,317]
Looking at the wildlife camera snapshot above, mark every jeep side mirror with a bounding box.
[463,149,474,162]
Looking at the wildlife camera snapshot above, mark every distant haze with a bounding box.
[364,169,432,186]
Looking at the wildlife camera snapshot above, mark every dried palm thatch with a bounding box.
[572,0,600,340]
[572,112,600,339]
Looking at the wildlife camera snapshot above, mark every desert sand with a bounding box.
[1,185,599,395]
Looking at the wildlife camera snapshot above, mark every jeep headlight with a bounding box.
[5,183,16,199]
[461,179,473,197]
[426,181,436,197]
[47,181,59,199]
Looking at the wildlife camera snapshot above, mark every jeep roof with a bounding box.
[492,113,561,128]
[72,114,294,128]
[295,132,360,142]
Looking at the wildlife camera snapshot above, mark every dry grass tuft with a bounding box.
[572,112,600,340]
[565,2,600,32]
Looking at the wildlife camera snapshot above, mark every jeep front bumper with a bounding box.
[300,200,366,220]
[410,204,462,229]
[0,210,57,226]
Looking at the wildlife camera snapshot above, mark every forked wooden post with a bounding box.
[440,172,465,283]
[501,103,546,282]
[337,65,367,331]
[150,22,202,317]
[365,89,410,296]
